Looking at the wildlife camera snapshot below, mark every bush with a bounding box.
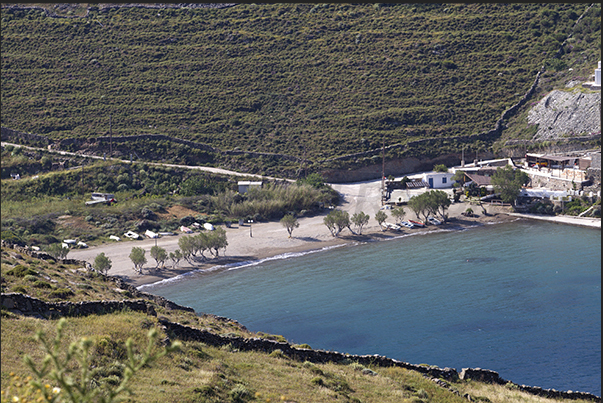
[12,285,27,294]
[228,384,251,402]
[49,287,74,298]
[6,265,38,277]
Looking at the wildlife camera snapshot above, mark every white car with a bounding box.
[77,241,88,248]
[109,235,121,241]
[203,223,215,231]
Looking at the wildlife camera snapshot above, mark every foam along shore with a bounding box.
[506,213,601,229]
[120,203,516,289]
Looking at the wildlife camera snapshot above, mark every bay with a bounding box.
[146,220,601,396]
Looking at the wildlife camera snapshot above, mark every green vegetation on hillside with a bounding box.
[1,3,600,176]
[1,146,338,249]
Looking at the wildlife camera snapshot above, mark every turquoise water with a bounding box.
[144,220,601,396]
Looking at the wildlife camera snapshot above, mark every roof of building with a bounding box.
[465,173,492,186]
[525,153,577,162]
[237,181,263,186]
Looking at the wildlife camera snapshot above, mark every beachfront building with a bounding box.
[422,172,455,189]
[521,153,591,190]
[238,181,262,194]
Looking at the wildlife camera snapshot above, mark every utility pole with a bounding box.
[461,145,465,167]
[381,136,385,206]
[109,113,112,154]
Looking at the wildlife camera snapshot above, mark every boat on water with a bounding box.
[409,220,425,228]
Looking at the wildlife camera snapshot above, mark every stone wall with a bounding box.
[1,293,156,319]
[1,127,49,146]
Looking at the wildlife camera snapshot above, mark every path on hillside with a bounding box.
[0,142,288,181]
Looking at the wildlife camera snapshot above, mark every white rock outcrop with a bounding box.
[527,89,601,140]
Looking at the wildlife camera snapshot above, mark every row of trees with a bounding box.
[321,190,454,237]
[127,228,228,274]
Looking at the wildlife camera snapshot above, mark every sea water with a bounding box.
[144,220,601,396]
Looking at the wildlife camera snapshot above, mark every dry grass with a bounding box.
[451,380,596,403]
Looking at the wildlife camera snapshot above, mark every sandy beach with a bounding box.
[68,179,598,288]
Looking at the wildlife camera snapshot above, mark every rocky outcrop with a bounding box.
[527,90,601,140]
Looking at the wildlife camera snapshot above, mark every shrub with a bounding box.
[228,384,251,402]
[6,265,37,277]
[48,287,74,298]
[12,285,27,294]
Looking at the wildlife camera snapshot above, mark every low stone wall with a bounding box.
[1,127,49,146]
[158,319,459,381]
[1,292,156,319]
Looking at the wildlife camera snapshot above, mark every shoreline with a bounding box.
[127,208,519,289]
[68,189,600,289]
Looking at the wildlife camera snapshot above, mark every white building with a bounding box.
[595,61,601,87]
[238,181,262,193]
[422,172,455,189]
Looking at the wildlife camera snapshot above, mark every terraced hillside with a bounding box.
[1,3,601,177]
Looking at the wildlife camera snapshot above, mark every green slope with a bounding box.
[1,3,600,171]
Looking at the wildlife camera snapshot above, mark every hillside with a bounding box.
[1,244,600,403]
[1,3,601,178]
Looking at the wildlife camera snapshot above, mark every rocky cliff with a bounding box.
[527,87,601,140]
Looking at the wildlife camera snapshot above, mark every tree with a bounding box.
[408,195,429,222]
[390,207,406,224]
[427,190,451,221]
[207,227,228,257]
[169,249,182,269]
[374,210,388,230]
[452,170,466,188]
[491,165,529,207]
[150,245,167,270]
[323,209,350,237]
[280,214,299,238]
[129,247,147,274]
[178,236,195,264]
[408,190,451,222]
[433,164,448,172]
[351,212,370,235]
[46,243,70,260]
[296,172,325,188]
[92,252,112,275]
